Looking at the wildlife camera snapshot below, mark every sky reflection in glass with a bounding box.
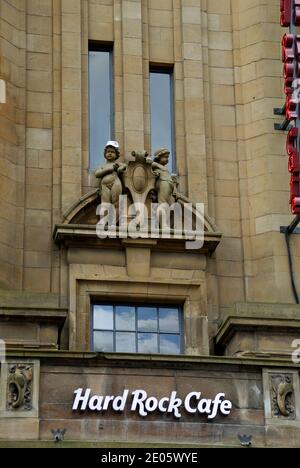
[116,306,135,331]
[94,331,113,352]
[116,332,136,353]
[150,71,175,172]
[93,305,113,330]
[89,50,112,169]
[160,334,181,354]
[138,333,158,353]
[159,308,179,333]
[137,307,157,332]
[93,305,182,355]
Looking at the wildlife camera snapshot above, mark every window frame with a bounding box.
[149,66,176,174]
[88,42,114,170]
[91,302,184,355]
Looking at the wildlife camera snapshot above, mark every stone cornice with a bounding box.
[53,223,222,254]
[0,307,67,323]
[216,316,300,349]
[4,349,300,370]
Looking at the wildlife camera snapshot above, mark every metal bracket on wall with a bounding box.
[280,214,300,234]
[281,214,300,304]
[274,105,293,131]
[280,226,300,233]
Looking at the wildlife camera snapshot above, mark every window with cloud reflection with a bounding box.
[92,304,182,355]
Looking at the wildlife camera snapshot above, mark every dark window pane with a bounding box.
[160,334,181,355]
[138,333,158,354]
[137,307,157,332]
[150,71,175,172]
[89,50,113,169]
[93,305,113,330]
[94,331,114,352]
[115,306,135,331]
[159,308,179,333]
[116,332,136,353]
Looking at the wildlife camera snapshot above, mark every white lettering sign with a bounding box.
[72,388,232,419]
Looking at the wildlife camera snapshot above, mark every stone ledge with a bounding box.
[216,302,300,358]
[4,348,300,370]
[0,440,241,448]
[220,302,300,322]
[53,224,222,254]
[216,316,300,347]
[0,307,67,321]
[0,308,68,350]
[0,290,62,309]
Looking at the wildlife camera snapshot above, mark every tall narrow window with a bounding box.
[150,68,175,173]
[89,45,113,169]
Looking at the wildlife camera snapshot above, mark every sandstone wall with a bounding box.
[0,0,298,331]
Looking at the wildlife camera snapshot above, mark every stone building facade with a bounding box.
[0,0,300,447]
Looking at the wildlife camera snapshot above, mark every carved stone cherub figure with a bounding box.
[95,141,127,205]
[151,148,176,205]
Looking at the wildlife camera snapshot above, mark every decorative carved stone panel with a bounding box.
[122,151,156,206]
[6,364,33,411]
[271,374,295,419]
[263,369,300,426]
[0,360,40,418]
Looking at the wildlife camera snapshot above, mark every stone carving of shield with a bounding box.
[132,165,148,193]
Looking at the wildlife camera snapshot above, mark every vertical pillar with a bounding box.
[61,0,82,212]
[122,0,145,157]
[173,0,188,194]
[0,0,26,289]
[24,0,53,292]
[181,0,208,204]
[52,0,62,295]
[142,0,150,154]
[114,0,125,153]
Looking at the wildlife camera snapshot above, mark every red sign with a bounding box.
[287,126,298,153]
[281,1,300,214]
[290,174,300,212]
[295,0,300,25]
[281,0,292,27]
[288,150,300,172]
[282,35,298,119]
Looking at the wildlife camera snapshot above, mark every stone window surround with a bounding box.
[68,263,209,356]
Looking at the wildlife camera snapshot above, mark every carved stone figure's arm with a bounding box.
[151,161,168,178]
[151,162,162,170]
[95,164,114,179]
[117,163,127,174]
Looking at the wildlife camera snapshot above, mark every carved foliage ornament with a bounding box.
[7,364,33,411]
[271,374,295,419]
